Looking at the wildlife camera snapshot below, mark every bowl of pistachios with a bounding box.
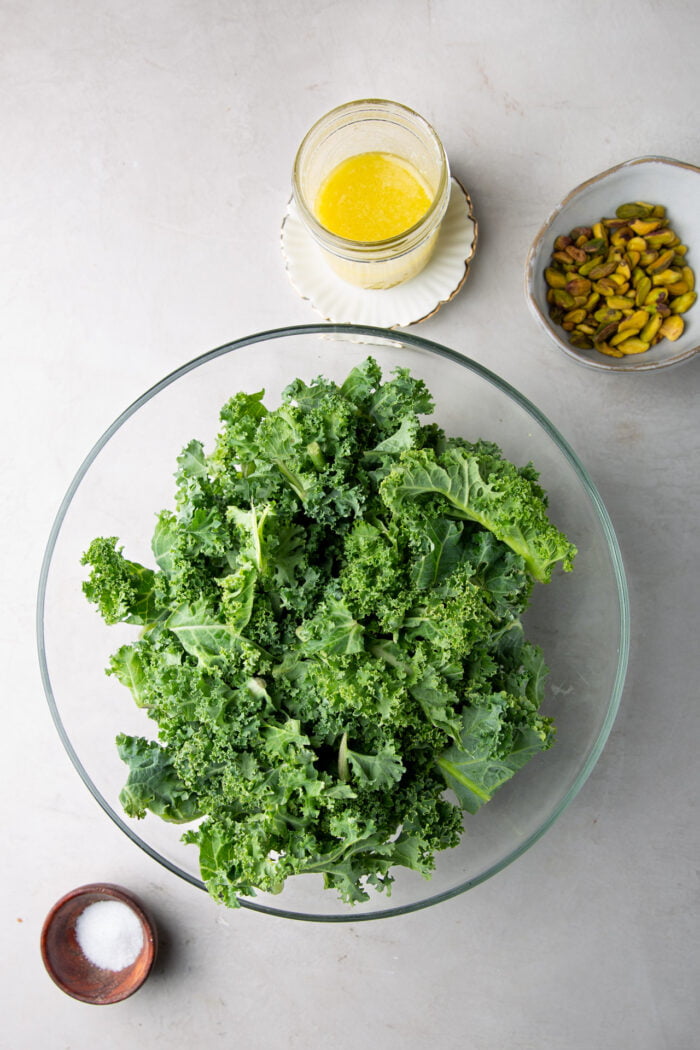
[525,156,700,372]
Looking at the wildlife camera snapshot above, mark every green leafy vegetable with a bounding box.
[81,357,576,907]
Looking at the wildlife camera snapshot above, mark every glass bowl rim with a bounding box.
[36,322,630,922]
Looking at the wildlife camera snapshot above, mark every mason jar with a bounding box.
[292,99,451,290]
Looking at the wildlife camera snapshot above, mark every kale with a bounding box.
[81,357,576,907]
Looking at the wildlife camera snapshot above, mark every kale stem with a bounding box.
[306,440,326,471]
[338,731,349,782]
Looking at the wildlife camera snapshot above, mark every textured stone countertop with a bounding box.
[2,2,698,1047]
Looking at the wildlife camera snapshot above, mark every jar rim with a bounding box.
[292,99,450,254]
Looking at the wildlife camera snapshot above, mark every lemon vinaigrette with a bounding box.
[315,152,433,243]
[292,100,450,289]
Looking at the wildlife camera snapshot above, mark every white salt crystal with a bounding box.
[75,899,144,971]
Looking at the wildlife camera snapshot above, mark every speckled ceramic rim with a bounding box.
[525,155,700,373]
[37,323,629,922]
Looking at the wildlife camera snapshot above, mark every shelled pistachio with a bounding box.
[545,202,696,358]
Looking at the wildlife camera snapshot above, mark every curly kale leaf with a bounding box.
[296,597,365,657]
[436,694,555,814]
[116,734,203,823]
[381,444,577,583]
[81,537,160,625]
[337,732,405,789]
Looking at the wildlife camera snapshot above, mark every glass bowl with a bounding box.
[37,324,629,921]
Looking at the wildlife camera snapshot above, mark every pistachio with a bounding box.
[608,274,630,292]
[658,315,684,341]
[593,307,623,324]
[652,269,682,286]
[626,236,648,252]
[617,337,651,355]
[616,202,652,219]
[565,244,588,264]
[565,276,592,297]
[634,276,652,306]
[670,291,698,314]
[645,229,678,248]
[563,308,587,324]
[611,228,633,248]
[552,289,576,308]
[594,322,619,344]
[629,218,662,236]
[545,267,568,288]
[593,277,618,296]
[596,342,625,357]
[578,254,605,276]
[568,330,594,349]
[544,202,695,358]
[587,260,618,279]
[618,309,649,333]
[646,248,676,274]
[582,237,607,254]
[640,315,663,343]
[610,329,632,347]
[644,287,669,308]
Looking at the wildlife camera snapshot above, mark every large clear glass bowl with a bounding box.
[37,324,629,921]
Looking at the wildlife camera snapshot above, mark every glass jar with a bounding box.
[292,99,451,290]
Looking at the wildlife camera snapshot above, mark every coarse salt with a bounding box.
[75,899,144,971]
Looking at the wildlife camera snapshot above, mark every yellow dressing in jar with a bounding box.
[315,152,433,242]
[293,101,451,289]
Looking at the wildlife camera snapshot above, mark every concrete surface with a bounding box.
[2,2,699,1047]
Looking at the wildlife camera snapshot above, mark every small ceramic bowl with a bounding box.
[525,156,700,372]
[41,883,157,1004]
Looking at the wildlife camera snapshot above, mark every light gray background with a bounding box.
[2,2,698,1047]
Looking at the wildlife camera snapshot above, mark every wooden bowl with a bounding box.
[40,883,157,1004]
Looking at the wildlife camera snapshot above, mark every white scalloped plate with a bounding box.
[281,177,478,328]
